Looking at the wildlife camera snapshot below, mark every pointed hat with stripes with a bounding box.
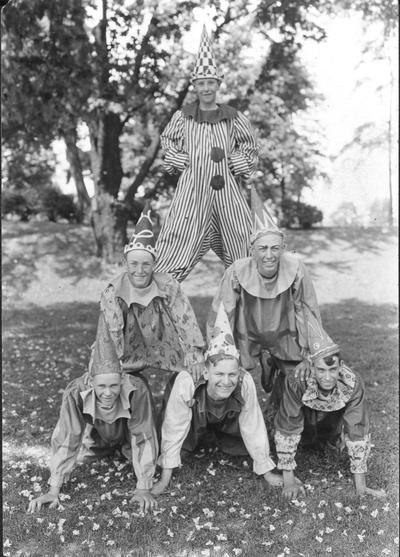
[250,186,283,244]
[191,25,223,82]
[307,310,340,362]
[90,317,121,376]
[124,200,156,257]
[206,302,239,360]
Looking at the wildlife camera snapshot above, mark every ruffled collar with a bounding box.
[111,271,165,307]
[234,253,300,299]
[182,101,237,123]
[80,374,136,423]
[302,365,356,412]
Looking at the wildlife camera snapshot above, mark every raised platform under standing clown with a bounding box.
[154,26,259,282]
[153,303,283,496]
[207,186,325,403]
[274,311,386,500]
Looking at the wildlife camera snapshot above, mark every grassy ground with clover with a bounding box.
[2,221,399,557]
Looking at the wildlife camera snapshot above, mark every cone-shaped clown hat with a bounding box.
[124,200,156,257]
[307,311,340,362]
[90,316,121,376]
[250,186,283,244]
[206,302,239,360]
[191,25,223,82]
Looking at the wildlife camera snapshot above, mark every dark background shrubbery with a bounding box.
[1,187,79,223]
[280,198,323,229]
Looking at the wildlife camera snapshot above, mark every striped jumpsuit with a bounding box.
[154,102,259,282]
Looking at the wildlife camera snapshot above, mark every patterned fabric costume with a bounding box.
[208,254,322,370]
[48,375,158,490]
[158,370,276,475]
[274,366,371,474]
[208,187,323,400]
[96,271,205,374]
[154,27,258,282]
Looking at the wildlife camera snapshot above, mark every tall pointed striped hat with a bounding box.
[206,302,239,360]
[307,310,340,362]
[250,186,284,244]
[124,200,156,257]
[191,25,223,82]
[90,316,121,376]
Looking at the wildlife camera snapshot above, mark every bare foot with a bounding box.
[264,471,284,487]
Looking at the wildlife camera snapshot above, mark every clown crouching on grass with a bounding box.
[152,303,283,496]
[274,310,386,500]
[27,315,159,514]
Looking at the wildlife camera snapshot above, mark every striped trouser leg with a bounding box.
[213,181,251,268]
[155,183,213,282]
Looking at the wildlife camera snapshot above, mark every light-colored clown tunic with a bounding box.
[159,370,276,475]
[48,373,158,490]
[155,102,259,282]
[274,365,371,474]
[98,271,205,373]
[208,253,322,370]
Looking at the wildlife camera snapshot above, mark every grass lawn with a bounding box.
[2,222,399,557]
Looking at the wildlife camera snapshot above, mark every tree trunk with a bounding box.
[63,130,90,223]
[90,192,128,262]
[89,110,125,261]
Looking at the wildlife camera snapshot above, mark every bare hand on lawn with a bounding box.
[27,493,59,513]
[130,490,158,514]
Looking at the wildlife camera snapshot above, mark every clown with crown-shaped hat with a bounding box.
[153,301,284,495]
[154,25,259,283]
[28,309,161,514]
[94,200,205,380]
[273,308,386,499]
[207,185,329,406]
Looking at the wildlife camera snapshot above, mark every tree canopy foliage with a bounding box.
[2,0,398,259]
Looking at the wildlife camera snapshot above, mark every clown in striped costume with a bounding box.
[154,26,259,282]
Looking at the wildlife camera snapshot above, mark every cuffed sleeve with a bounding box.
[345,435,371,474]
[229,112,259,179]
[292,262,322,356]
[158,371,194,469]
[274,430,301,470]
[165,277,205,365]
[160,111,188,175]
[274,375,305,470]
[238,372,276,474]
[99,286,125,359]
[128,377,158,490]
[48,383,85,488]
[342,375,371,473]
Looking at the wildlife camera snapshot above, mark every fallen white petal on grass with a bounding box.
[201,550,210,557]
[59,494,70,501]
[316,536,323,543]
[216,533,227,541]
[186,530,195,542]
[326,547,332,553]
[394,537,399,545]
[377,530,384,535]
[202,508,215,518]
[167,528,174,538]
[106,540,115,546]
[57,519,66,534]
[93,523,100,531]
[73,530,80,536]
[371,509,379,518]
[233,549,242,556]
[4,539,11,548]
[334,502,343,509]
[381,550,391,555]
[318,513,325,520]
[325,527,334,534]
[269,525,275,532]
[318,500,327,507]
